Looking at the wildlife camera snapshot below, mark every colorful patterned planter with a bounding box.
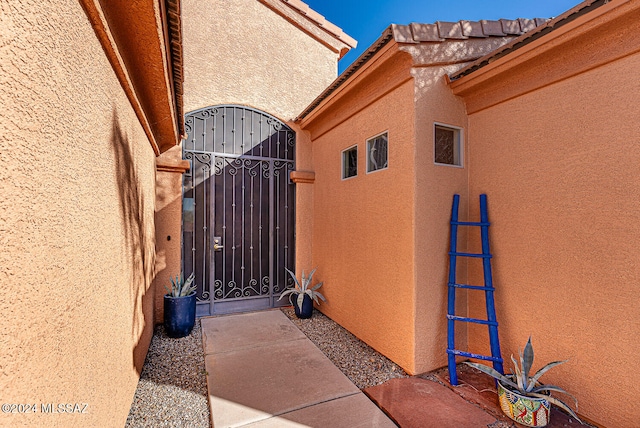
[497,380,551,427]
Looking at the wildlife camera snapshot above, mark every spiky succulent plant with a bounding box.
[464,337,582,424]
[278,267,326,310]
[165,272,196,297]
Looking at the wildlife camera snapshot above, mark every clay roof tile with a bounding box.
[500,19,523,35]
[481,20,506,36]
[410,23,444,42]
[437,21,468,39]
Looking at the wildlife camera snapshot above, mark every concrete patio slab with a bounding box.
[364,377,497,428]
[201,309,305,355]
[202,311,395,427]
[243,393,397,428]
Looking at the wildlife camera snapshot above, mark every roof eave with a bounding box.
[448,0,610,83]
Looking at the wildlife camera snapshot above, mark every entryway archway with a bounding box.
[182,105,295,316]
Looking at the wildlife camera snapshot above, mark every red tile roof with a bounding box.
[449,0,608,81]
[281,0,357,48]
[296,17,546,121]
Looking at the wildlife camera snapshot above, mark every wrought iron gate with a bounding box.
[182,105,295,315]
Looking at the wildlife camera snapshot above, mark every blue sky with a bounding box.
[304,0,582,73]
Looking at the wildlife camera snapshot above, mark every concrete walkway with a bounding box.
[201,310,396,428]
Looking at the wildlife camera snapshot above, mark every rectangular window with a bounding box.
[342,145,358,179]
[367,132,388,173]
[434,124,462,166]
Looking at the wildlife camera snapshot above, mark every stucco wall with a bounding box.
[0,2,156,426]
[465,31,640,428]
[182,0,339,120]
[310,78,417,372]
[412,65,471,374]
[153,148,189,323]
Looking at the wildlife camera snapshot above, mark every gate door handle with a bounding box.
[213,237,223,251]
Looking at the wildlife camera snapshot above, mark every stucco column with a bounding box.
[153,147,190,324]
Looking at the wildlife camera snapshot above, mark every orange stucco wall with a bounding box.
[312,78,417,372]
[153,148,189,323]
[459,4,640,426]
[1,1,157,426]
[301,48,418,372]
[412,65,471,374]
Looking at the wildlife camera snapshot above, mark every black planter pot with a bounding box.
[164,292,196,338]
[293,294,314,319]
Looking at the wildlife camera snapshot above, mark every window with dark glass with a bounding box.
[366,132,388,173]
[434,124,462,166]
[342,145,358,179]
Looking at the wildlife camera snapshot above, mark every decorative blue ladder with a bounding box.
[447,194,504,385]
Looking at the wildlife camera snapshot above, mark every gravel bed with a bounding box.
[281,307,408,389]
[125,321,211,428]
[126,308,406,427]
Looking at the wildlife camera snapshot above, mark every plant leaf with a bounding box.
[463,362,521,392]
[285,268,301,290]
[296,293,305,311]
[511,355,524,391]
[531,360,567,385]
[277,289,296,301]
[528,393,582,423]
[307,268,317,286]
[314,291,326,302]
[310,282,323,291]
[523,336,534,380]
[531,385,579,408]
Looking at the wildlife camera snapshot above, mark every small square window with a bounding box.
[434,124,462,166]
[367,132,388,173]
[342,145,358,179]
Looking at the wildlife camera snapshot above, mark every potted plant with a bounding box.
[464,337,582,427]
[278,268,325,319]
[164,272,197,338]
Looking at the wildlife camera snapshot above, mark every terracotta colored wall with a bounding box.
[153,146,189,323]
[182,0,339,120]
[310,76,417,372]
[462,10,640,426]
[412,65,471,374]
[0,2,156,426]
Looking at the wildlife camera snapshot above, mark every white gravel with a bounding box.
[281,307,408,389]
[125,321,211,427]
[126,308,407,426]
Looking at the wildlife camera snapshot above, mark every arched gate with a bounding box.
[182,105,295,315]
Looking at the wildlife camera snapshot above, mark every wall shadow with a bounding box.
[110,108,156,375]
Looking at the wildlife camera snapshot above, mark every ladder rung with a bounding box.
[451,221,490,226]
[448,252,492,259]
[449,283,495,291]
[447,315,498,326]
[447,349,504,363]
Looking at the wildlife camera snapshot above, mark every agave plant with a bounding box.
[278,267,326,310]
[464,337,582,423]
[165,272,196,297]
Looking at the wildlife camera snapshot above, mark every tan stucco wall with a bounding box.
[182,0,339,120]
[462,10,640,426]
[0,2,156,426]
[412,65,471,374]
[153,148,188,323]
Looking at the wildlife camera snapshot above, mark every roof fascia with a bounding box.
[296,27,395,123]
[80,0,183,155]
[449,0,628,93]
[297,35,399,127]
[79,0,160,155]
[258,0,356,58]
